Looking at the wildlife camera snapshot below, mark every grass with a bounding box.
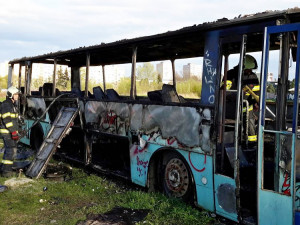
[0,164,215,225]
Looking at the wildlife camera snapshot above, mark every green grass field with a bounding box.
[0,165,215,225]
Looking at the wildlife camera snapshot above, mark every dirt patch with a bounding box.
[4,177,34,188]
[77,206,150,225]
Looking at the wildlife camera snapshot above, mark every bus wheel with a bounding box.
[162,153,193,202]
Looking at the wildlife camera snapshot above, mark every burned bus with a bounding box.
[7,8,300,224]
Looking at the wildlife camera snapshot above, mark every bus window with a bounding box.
[176,57,203,99]
[10,64,25,91]
[55,65,71,92]
[104,64,131,97]
[88,66,105,92]
[135,61,165,97]
[10,64,19,88]
[80,67,87,94]
[30,63,55,95]
[80,63,131,99]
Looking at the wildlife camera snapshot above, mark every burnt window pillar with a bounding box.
[25,61,32,96]
[52,58,57,96]
[130,47,137,99]
[71,67,81,90]
[18,63,22,91]
[102,65,106,92]
[171,59,176,89]
[85,53,90,97]
[7,64,14,88]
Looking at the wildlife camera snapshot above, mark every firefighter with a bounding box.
[225,55,260,143]
[0,86,20,177]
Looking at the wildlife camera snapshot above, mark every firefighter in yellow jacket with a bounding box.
[0,86,20,177]
[225,55,260,143]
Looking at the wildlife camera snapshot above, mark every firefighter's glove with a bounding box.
[11,131,20,141]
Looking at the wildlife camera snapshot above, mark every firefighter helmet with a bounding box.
[7,86,20,98]
[244,55,258,70]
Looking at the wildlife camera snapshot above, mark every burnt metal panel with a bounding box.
[26,107,79,178]
[85,101,213,151]
[27,97,47,118]
[217,183,237,214]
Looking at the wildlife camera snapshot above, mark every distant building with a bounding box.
[156,61,173,84]
[183,63,202,80]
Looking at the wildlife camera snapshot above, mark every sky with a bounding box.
[0,0,299,65]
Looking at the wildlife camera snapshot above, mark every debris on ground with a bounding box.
[43,163,73,182]
[15,147,35,160]
[77,206,151,225]
[4,177,34,188]
[0,185,8,193]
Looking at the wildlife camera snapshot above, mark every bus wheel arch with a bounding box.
[147,148,196,204]
[30,123,44,153]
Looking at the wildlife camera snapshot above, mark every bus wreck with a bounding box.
[7,8,300,224]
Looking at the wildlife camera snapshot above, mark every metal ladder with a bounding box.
[26,107,79,178]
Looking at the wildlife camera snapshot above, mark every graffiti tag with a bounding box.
[136,155,148,177]
[188,152,206,172]
[133,145,147,156]
[137,156,148,168]
[100,110,127,135]
[282,170,291,196]
[203,51,216,104]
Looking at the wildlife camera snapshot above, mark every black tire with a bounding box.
[162,152,193,203]
[30,123,44,153]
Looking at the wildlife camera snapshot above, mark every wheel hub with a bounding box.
[164,158,189,197]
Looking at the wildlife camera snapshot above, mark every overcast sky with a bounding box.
[0,0,299,63]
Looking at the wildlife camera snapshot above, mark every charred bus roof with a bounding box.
[9,8,300,67]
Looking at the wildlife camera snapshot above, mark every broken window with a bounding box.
[176,57,203,100]
[104,64,131,97]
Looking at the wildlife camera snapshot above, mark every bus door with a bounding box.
[214,35,247,222]
[258,23,300,225]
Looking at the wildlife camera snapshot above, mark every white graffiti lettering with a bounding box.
[208,95,215,104]
[203,52,216,104]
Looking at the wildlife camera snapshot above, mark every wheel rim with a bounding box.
[164,158,189,197]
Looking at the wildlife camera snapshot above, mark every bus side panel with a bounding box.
[178,150,214,211]
[20,119,51,145]
[130,142,159,187]
[20,97,50,145]
[130,143,215,212]
[214,174,238,222]
[20,119,33,145]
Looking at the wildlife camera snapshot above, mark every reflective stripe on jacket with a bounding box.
[245,85,260,96]
[248,135,257,142]
[1,159,13,165]
[0,98,19,134]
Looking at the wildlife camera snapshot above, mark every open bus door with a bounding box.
[214,35,247,222]
[258,23,300,225]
